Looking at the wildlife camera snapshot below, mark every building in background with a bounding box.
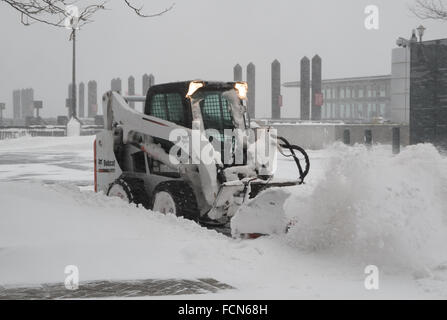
[13,90,21,121]
[284,75,391,123]
[79,82,85,118]
[20,88,34,119]
[88,80,98,118]
[389,46,410,124]
[409,38,447,148]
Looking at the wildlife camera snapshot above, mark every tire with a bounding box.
[151,181,199,220]
[107,177,151,209]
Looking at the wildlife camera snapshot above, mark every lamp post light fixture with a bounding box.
[417,25,426,42]
[396,37,410,48]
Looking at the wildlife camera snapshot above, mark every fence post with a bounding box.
[271,59,281,119]
[343,129,350,145]
[364,129,372,148]
[128,76,135,109]
[246,62,256,119]
[233,64,242,82]
[311,55,322,120]
[392,127,400,154]
[300,56,310,120]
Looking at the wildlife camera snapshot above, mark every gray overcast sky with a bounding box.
[0,0,446,118]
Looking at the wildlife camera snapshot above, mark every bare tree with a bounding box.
[411,0,447,21]
[1,0,175,28]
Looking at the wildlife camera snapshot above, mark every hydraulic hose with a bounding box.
[277,136,310,184]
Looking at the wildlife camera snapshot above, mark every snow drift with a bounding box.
[66,117,81,137]
[285,143,447,271]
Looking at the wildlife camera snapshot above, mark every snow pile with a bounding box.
[285,143,447,270]
[66,117,81,137]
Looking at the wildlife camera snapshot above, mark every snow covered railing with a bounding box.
[0,126,103,140]
[0,128,65,140]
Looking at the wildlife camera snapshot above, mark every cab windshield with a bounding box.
[195,89,248,165]
[199,91,235,133]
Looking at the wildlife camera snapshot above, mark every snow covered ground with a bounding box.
[1,135,447,299]
[0,136,93,186]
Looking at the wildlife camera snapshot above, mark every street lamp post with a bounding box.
[66,17,82,136]
[71,28,77,118]
[417,25,426,42]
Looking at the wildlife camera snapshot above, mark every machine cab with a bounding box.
[144,81,250,133]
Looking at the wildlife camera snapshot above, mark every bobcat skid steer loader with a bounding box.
[94,80,309,237]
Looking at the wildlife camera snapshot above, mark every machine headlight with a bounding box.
[186,81,204,98]
[234,82,248,100]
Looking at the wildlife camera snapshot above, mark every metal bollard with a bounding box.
[392,127,400,154]
[343,129,350,145]
[364,129,372,148]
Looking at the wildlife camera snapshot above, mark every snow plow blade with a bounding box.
[203,178,299,238]
[247,180,298,199]
[230,180,298,238]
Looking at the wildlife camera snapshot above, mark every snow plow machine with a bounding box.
[94,80,309,237]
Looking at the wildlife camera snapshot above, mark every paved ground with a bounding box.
[0,278,235,299]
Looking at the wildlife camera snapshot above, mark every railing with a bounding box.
[0,126,103,140]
